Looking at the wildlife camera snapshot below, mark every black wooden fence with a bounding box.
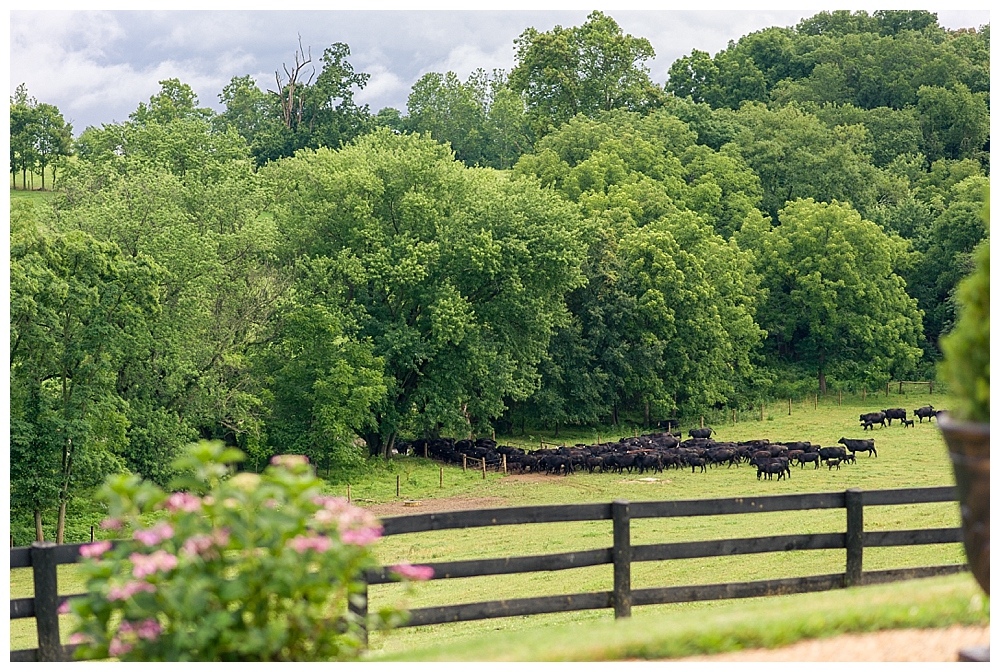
[11,486,965,661]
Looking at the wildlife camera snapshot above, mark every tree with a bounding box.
[10,83,38,189]
[737,198,923,392]
[917,83,990,165]
[10,201,160,541]
[404,69,533,169]
[724,102,887,221]
[33,102,73,189]
[511,110,765,423]
[265,130,587,456]
[55,100,285,482]
[510,11,663,137]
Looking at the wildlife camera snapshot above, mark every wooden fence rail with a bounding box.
[11,486,964,661]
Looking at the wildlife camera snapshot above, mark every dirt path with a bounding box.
[673,624,989,662]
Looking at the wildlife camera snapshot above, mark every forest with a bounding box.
[9,10,990,541]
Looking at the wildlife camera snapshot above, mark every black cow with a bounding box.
[827,458,842,470]
[914,405,936,423]
[838,437,877,458]
[902,419,914,428]
[657,419,679,432]
[882,408,907,426]
[860,411,886,429]
[688,427,714,439]
[688,457,707,473]
[818,446,848,463]
[796,452,821,468]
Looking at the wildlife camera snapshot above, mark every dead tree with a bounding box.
[271,36,315,130]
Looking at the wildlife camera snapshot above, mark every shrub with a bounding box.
[65,440,430,661]
[938,197,990,423]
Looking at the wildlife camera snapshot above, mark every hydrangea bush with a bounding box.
[66,441,431,661]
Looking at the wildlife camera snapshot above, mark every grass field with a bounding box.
[11,393,982,659]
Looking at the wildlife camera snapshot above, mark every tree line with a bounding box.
[9,10,989,541]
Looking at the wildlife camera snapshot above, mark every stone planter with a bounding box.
[938,415,990,596]
[938,415,989,662]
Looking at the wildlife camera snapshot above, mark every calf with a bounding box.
[827,458,842,470]
[902,419,914,428]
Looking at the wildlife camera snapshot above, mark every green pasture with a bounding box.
[11,394,978,658]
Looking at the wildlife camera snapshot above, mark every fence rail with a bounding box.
[10,486,964,661]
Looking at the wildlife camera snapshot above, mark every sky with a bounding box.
[7,6,992,135]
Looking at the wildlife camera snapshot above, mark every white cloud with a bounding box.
[10,9,992,132]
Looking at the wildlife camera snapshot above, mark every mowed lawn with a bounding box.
[11,394,977,658]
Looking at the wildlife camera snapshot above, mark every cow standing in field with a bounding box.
[839,437,877,458]
[860,411,886,430]
[689,427,714,440]
[882,408,907,426]
[914,405,936,423]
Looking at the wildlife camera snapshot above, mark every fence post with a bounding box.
[396,475,400,497]
[788,398,792,415]
[502,454,507,474]
[32,541,63,661]
[440,466,444,488]
[462,455,467,472]
[348,575,369,648]
[612,500,632,619]
[845,488,864,587]
[481,458,487,479]
[863,385,866,402]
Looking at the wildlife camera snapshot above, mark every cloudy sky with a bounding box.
[9,5,991,134]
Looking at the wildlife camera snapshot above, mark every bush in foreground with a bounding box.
[66,440,430,661]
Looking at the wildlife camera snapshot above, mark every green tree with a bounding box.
[738,198,924,393]
[10,83,38,189]
[56,99,283,482]
[33,102,74,190]
[917,83,990,164]
[10,201,160,541]
[404,68,532,170]
[510,11,663,138]
[905,175,989,354]
[266,130,587,456]
[724,102,887,221]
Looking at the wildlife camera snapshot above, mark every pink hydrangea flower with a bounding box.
[133,522,174,546]
[288,534,333,554]
[107,581,156,601]
[100,518,123,530]
[68,633,90,646]
[180,534,213,558]
[165,492,202,513]
[130,550,178,579]
[136,618,162,641]
[109,637,132,657]
[390,563,435,581]
[58,601,70,614]
[79,540,112,558]
[340,527,382,546]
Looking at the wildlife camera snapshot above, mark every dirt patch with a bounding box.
[672,625,989,662]
[362,496,508,518]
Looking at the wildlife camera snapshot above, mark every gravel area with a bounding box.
[674,625,989,662]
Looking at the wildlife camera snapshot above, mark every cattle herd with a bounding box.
[395,429,882,483]
[859,405,941,430]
